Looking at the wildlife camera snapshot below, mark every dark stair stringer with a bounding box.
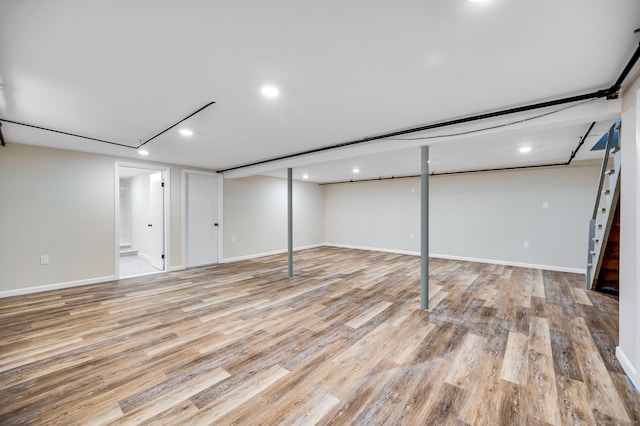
[594,198,620,296]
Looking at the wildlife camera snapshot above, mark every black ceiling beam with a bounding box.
[137,101,216,148]
[564,121,596,165]
[318,121,597,185]
[608,41,640,97]
[0,118,135,148]
[219,91,604,173]
[0,101,216,149]
[220,41,640,174]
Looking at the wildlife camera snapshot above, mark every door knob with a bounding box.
[214,223,219,227]
[148,224,152,227]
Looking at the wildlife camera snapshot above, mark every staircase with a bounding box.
[586,122,621,294]
[595,201,620,294]
[119,243,138,257]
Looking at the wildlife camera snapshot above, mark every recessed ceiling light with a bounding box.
[302,173,309,179]
[353,168,360,174]
[138,149,149,156]
[261,86,280,98]
[179,128,193,137]
[519,146,532,153]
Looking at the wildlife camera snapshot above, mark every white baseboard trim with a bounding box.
[324,244,585,274]
[429,253,586,274]
[222,244,324,263]
[169,265,185,272]
[616,346,638,391]
[326,243,420,257]
[0,275,116,299]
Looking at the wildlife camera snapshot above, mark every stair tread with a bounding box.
[120,248,139,257]
[590,197,620,296]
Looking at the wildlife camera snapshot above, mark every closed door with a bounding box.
[148,172,165,270]
[186,173,220,267]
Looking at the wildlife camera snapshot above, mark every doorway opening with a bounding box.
[116,163,170,279]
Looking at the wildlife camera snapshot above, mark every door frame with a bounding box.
[115,161,171,279]
[182,169,224,267]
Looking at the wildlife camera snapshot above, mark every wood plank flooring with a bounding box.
[1,247,639,425]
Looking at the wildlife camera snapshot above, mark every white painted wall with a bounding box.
[325,177,421,255]
[0,143,215,295]
[325,163,600,271]
[222,176,325,260]
[0,144,115,291]
[618,71,640,388]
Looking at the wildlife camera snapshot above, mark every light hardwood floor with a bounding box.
[1,247,639,425]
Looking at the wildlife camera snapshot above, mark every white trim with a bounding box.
[114,162,121,279]
[116,162,171,279]
[635,85,640,395]
[325,244,585,273]
[169,265,185,272]
[326,243,420,257]
[0,276,115,299]
[222,244,324,263]
[429,253,585,274]
[164,170,172,274]
[617,346,638,391]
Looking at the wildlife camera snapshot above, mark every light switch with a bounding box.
[40,255,49,265]
[542,201,549,209]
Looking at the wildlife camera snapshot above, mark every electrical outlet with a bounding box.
[231,235,236,242]
[523,241,529,249]
[542,201,549,209]
[410,234,415,240]
[40,255,49,265]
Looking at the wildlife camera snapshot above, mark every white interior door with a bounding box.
[149,172,165,270]
[186,172,219,267]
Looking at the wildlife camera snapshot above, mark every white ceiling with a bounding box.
[1,1,639,182]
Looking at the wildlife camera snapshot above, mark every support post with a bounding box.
[421,146,429,310]
[288,168,293,278]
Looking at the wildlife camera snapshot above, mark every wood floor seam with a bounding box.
[0,247,638,425]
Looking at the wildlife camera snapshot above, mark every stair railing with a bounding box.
[586,122,618,290]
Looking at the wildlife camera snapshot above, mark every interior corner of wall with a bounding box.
[616,346,638,391]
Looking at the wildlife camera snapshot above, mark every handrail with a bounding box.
[591,122,617,219]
